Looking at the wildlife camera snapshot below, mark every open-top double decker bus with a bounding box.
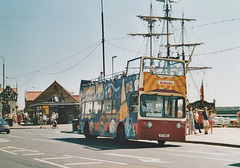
[78,56,186,145]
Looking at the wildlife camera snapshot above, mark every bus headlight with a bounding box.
[147,122,152,128]
[176,122,181,129]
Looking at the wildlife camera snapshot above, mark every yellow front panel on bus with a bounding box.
[144,72,186,95]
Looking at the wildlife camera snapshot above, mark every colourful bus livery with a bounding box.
[78,56,187,144]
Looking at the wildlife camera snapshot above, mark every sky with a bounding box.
[0,0,240,109]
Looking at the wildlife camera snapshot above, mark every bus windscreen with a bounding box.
[140,94,185,118]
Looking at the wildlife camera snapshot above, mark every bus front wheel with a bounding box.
[157,140,166,146]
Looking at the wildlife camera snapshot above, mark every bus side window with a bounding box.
[177,99,184,118]
[112,100,116,114]
[102,100,112,114]
[130,94,138,113]
[81,103,85,115]
[85,102,92,115]
[93,101,102,114]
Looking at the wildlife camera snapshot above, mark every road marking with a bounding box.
[11,149,38,153]
[7,135,24,139]
[0,138,10,142]
[104,153,170,163]
[64,155,128,165]
[170,154,237,162]
[34,158,69,168]
[43,156,72,160]
[0,147,17,155]
[0,146,41,156]
[163,149,231,156]
[23,153,45,156]
[65,162,102,166]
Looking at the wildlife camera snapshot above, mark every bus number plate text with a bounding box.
[159,134,170,137]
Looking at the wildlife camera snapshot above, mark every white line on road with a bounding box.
[43,156,72,160]
[11,149,38,153]
[170,154,237,162]
[7,135,24,139]
[0,138,10,142]
[64,155,128,165]
[23,153,45,156]
[163,149,231,156]
[0,148,17,155]
[34,158,70,168]
[105,153,171,164]
[65,162,102,166]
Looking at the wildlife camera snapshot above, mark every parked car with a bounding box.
[0,117,10,134]
[213,117,230,126]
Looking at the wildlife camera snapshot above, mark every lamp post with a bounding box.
[0,57,5,89]
[6,77,18,93]
[101,0,106,77]
[112,56,117,77]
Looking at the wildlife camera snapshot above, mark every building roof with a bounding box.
[72,95,79,101]
[31,81,78,104]
[1,87,18,94]
[25,91,42,101]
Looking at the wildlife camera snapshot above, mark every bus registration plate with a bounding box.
[159,134,170,137]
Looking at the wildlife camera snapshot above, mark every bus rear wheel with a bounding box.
[157,140,166,146]
[116,124,126,143]
[84,122,97,139]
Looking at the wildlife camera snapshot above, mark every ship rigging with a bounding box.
[129,0,203,72]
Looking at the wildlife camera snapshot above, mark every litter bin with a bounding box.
[5,119,13,126]
[72,119,78,131]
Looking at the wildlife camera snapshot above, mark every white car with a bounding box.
[213,117,230,126]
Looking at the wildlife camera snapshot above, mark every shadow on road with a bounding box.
[53,137,181,151]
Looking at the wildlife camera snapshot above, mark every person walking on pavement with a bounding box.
[208,110,214,134]
[188,107,196,135]
[237,109,240,128]
[202,107,209,134]
[194,108,202,133]
[43,114,47,126]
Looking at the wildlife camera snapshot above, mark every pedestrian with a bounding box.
[12,113,17,123]
[150,64,155,74]
[122,71,126,77]
[194,108,202,133]
[202,107,209,134]
[51,112,56,126]
[208,110,214,134]
[188,107,196,135]
[43,114,47,126]
[237,109,240,128]
[98,71,104,81]
[113,74,119,83]
[185,109,189,135]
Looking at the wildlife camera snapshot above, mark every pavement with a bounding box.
[10,123,240,148]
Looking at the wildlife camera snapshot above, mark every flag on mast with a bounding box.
[200,81,204,104]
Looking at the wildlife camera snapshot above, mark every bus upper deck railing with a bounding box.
[81,70,128,86]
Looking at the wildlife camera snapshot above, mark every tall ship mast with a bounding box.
[129,0,202,71]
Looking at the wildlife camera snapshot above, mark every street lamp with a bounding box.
[6,77,18,93]
[112,56,117,77]
[0,57,5,89]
